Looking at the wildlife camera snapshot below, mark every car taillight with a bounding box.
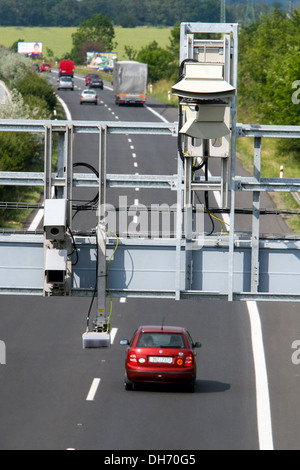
[129,353,137,363]
[184,354,194,367]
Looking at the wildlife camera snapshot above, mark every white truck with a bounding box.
[113,61,148,106]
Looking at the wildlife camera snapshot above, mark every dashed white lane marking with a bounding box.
[110,328,118,344]
[86,378,101,401]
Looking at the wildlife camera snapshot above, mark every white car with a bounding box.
[57,76,74,90]
[80,89,98,105]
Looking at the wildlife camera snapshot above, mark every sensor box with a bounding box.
[82,332,111,348]
[44,199,67,241]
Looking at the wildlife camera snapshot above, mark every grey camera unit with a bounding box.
[44,199,67,241]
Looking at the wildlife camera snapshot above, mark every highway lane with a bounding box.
[1,73,258,450]
[0,71,298,450]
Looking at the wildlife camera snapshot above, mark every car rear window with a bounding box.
[136,332,186,349]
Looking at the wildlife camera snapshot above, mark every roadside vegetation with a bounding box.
[0,47,59,227]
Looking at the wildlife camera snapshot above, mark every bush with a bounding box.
[136,41,177,83]
[0,47,33,87]
[16,71,57,113]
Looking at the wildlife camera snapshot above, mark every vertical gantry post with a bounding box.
[82,125,110,347]
[251,137,261,293]
[184,156,193,291]
[95,125,108,332]
[65,124,74,228]
[227,24,239,301]
[44,124,52,200]
[175,154,184,300]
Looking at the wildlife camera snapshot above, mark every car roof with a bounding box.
[137,325,186,334]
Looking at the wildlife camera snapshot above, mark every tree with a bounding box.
[71,14,115,64]
[136,41,176,83]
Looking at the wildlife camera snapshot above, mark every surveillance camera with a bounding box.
[180,103,230,139]
[172,63,235,101]
[45,249,67,285]
[44,199,67,241]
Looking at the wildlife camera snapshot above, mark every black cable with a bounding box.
[72,162,99,219]
[67,225,79,266]
[86,228,98,331]
[204,154,215,236]
[176,59,200,164]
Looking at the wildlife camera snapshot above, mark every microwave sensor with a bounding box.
[172,63,235,101]
[180,103,230,140]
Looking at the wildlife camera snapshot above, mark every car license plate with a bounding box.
[149,357,173,364]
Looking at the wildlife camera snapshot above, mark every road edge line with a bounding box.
[246,300,274,450]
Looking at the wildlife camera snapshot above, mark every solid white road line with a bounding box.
[28,208,44,231]
[145,104,169,123]
[86,378,101,401]
[246,301,274,450]
[56,94,72,120]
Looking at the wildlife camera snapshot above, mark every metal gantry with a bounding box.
[1,23,300,305]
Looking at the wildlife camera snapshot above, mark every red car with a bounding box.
[85,73,103,88]
[120,325,201,391]
[40,63,51,72]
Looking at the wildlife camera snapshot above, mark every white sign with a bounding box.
[18,42,43,56]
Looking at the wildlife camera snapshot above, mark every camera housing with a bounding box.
[44,199,67,241]
[172,63,235,101]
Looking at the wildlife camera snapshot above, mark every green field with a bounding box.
[0,26,172,60]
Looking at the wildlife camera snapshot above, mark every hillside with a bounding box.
[0,0,291,27]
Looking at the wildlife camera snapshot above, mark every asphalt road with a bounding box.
[0,72,299,450]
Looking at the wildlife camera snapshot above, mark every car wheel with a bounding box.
[124,374,134,390]
[125,381,133,391]
[186,379,196,393]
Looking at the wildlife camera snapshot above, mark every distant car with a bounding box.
[120,325,201,391]
[89,77,104,89]
[57,76,74,90]
[80,89,98,105]
[85,73,99,86]
[41,63,51,72]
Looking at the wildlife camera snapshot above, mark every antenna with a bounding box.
[220,0,226,23]
[161,317,165,331]
[244,0,255,26]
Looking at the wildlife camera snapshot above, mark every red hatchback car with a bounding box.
[120,326,201,391]
[41,63,51,72]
